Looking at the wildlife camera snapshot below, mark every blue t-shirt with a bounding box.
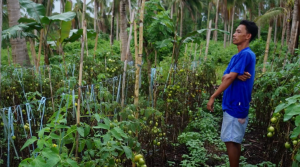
[222,47,256,118]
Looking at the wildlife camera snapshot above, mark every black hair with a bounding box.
[239,20,258,42]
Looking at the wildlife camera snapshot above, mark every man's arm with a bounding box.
[207,72,238,112]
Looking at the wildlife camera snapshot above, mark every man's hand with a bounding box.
[237,72,251,81]
[207,96,215,112]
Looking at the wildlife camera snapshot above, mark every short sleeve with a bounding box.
[230,52,249,75]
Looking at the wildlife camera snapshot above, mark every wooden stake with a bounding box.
[205,20,212,61]
[134,0,145,106]
[121,9,135,109]
[76,0,86,160]
[37,29,44,70]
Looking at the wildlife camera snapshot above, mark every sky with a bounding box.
[53,0,93,16]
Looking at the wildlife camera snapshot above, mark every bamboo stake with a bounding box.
[94,32,99,59]
[29,39,37,70]
[76,0,86,160]
[0,0,2,100]
[262,24,272,73]
[205,20,212,61]
[121,9,135,109]
[37,29,44,69]
[7,46,11,65]
[134,0,145,106]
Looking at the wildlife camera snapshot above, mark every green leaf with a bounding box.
[64,29,96,43]
[102,134,111,143]
[275,103,287,113]
[48,12,76,22]
[110,129,122,140]
[93,123,109,130]
[296,153,300,162]
[64,1,72,12]
[114,127,128,139]
[33,156,47,166]
[84,124,91,137]
[78,139,86,152]
[2,23,40,40]
[284,104,300,121]
[86,139,93,149]
[19,18,37,23]
[42,148,60,166]
[19,158,34,167]
[55,125,70,129]
[66,158,79,167]
[295,115,300,126]
[77,126,85,137]
[38,127,50,138]
[21,136,37,151]
[37,139,45,149]
[50,132,60,140]
[122,146,133,159]
[89,149,95,158]
[103,117,111,126]
[94,114,101,122]
[19,0,46,21]
[291,126,300,139]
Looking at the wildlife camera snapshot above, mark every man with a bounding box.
[207,20,258,167]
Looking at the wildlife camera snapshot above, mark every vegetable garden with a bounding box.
[1,0,300,166]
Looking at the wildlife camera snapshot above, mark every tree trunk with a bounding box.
[286,10,291,46]
[116,13,119,41]
[110,0,115,46]
[60,0,64,13]
[0,0,2,99]
[288,0,299,55]
[94,0,98,31]
[274,16,278,44]
[263,21,273,73]
[223,20,227,48]
[230,4,235,44]
[258,2,261,38]
[180,1,183,37]
[120,0,129,61]
[7,0,31,66]
[213,0,219,41]
[281,14,287,49]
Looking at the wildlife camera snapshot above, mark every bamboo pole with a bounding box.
[134,0,145,107]
[213,0,219,41]
[94,32,99,59]
[121,9,135,109]
[29,39,37,69]
[262,24,272,73]
[75,0,86,160]
[0,0,2,100]
[37,29,44,69]
[205,20,212,61]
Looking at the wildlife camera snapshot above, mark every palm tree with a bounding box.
[256,7,286,72]
[288,0,298,55]
[7,0,31,66]
[120,0,131,61]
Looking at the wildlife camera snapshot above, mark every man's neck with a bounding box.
[237,43,250,53]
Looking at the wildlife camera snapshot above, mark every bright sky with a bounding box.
[53,0,93,16]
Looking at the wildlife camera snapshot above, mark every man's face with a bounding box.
[232,25,251,45]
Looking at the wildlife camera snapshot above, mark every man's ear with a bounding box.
[246,33,252,40]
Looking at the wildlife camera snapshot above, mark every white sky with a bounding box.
[53,0,93,16]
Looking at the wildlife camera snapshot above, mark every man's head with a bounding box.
[233,20,258,45]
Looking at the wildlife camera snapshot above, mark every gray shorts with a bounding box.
[221,111,249,144]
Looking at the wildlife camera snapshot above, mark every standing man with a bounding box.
[207,20,258,167]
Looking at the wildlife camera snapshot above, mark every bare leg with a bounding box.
[225,142,241,167]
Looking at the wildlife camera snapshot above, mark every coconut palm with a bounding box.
[7,0,31,66]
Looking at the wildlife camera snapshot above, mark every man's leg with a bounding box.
[225,142,241,167]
